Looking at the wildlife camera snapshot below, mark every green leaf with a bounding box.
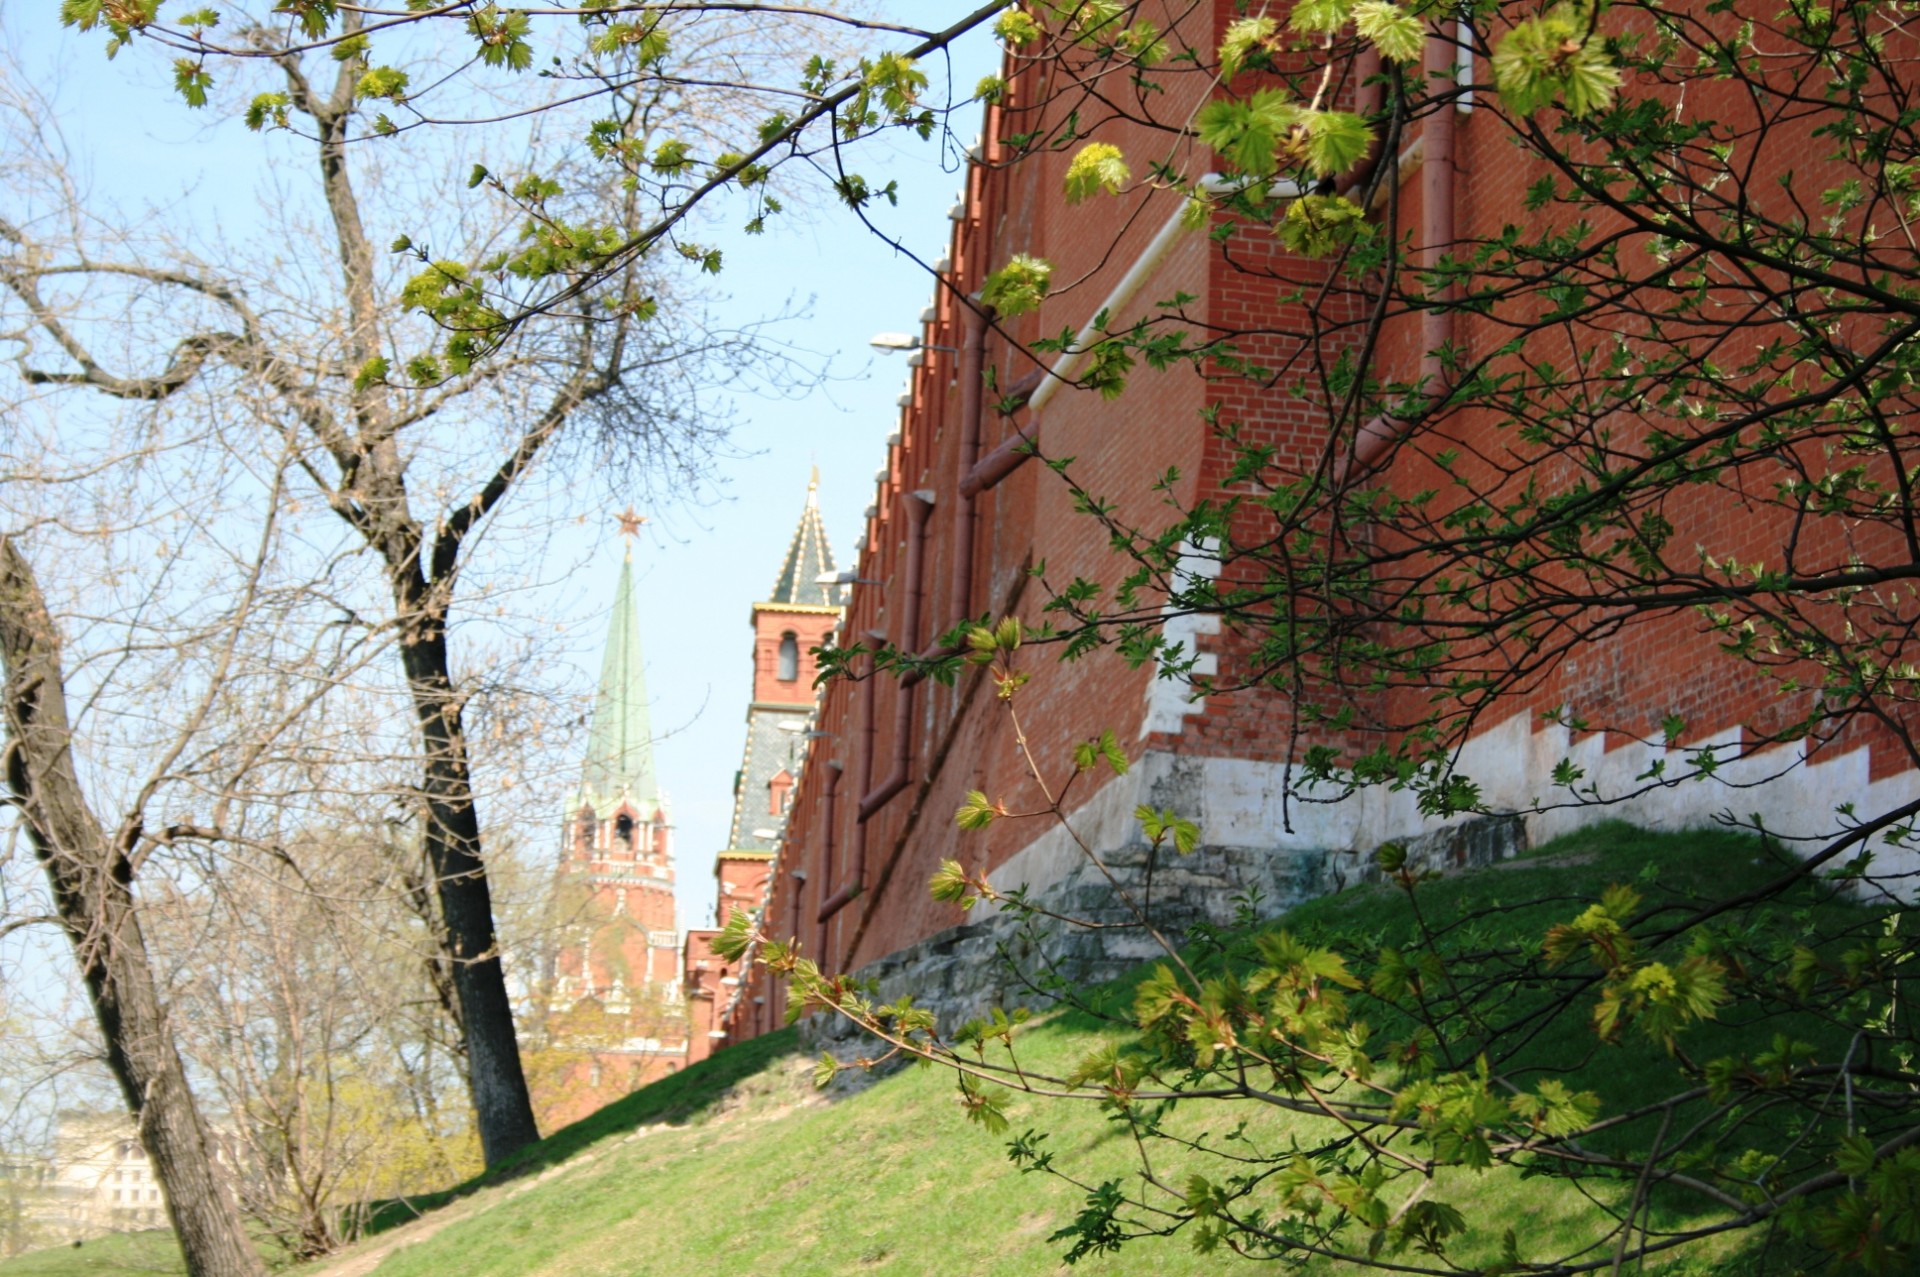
[1302,110,1372,178]
[60,0,106,30]
[352,357,390,391]
[1352,0,1423,63]
[1491,7,1622,117]
[711,907,755,962]
[1217,14,1276,80]
[994,4,1042,47]
[1170,815,1200,856]
[1195,90,1297,178]
[1288,0,1352,33]
[1277,193,1369,257]
[1064,142,1129,204]
[955,790,999,831]
[468,5,534,70]
[399,261,471,313]
[1836,1133,1877,1178]
[981,254,1053,318]
[929,859,973,904]
[355,65,410,103]
[172,59,212,108]
[962,1086,1010,1134]
[650,139,691,174]
[243,92,290,131]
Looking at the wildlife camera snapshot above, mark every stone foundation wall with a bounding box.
[807,813,1527,1048]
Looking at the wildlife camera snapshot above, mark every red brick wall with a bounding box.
[726,0,1920,1039]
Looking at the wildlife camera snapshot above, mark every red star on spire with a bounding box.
[615,505,647,538]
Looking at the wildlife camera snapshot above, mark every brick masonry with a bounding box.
[714,0,1920,1050]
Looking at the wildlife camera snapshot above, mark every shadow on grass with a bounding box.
[358,1026,806,1238]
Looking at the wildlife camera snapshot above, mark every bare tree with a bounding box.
[150,815,483,1258]
[0,536,269,1277]
[0,12,807,1166]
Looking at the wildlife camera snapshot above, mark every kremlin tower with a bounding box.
[535,509,687,1127]
[683,475,842,1058]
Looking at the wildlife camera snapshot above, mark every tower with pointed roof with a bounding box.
[682,473,843,1062]
[729,470,841,854]
[537,521,688,1128]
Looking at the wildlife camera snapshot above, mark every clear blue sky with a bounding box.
[6,10,998,948]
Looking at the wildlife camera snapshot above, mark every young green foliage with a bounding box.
[1063,142,1129,204]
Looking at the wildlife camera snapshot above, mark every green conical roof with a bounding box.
[577,550,658,814]
[767,470,838,607]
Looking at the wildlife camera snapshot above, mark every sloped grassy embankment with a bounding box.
[2,823,1842,1276]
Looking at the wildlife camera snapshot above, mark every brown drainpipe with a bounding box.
[787,864,803,938]
[895,300,993,672]
[958,367,1046,498]
[947,301,989,626]
[1351,21,1458,473]
[818,630,885,921]
[812,760,842,952]
[857,491,934,819]
[1417,23,1456,392]
[1344,44,1385,193]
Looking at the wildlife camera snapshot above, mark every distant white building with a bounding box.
[50,1112,169,1234]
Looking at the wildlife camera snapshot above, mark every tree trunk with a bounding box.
[0,537,266,1277]
[286,46,542,1166]
[394,594,542,1165]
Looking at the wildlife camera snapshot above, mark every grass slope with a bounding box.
[2,823,1834,1276]
[351,822,1825,1277]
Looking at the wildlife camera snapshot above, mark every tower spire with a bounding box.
[769,476,837,606]
[577,515,658,813]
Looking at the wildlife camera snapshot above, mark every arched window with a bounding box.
[615,812,634,848]
[777,631,799,682]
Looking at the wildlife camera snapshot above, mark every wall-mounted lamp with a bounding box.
[869,332,959,355]
[816,569,881,587]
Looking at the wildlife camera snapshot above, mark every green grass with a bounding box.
[351,821,1847,1277]
[0,1230,183,1276]
[361,1026,807,1235]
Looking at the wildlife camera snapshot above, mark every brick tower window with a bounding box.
[777,631,799,682]
[615,812,634,848]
